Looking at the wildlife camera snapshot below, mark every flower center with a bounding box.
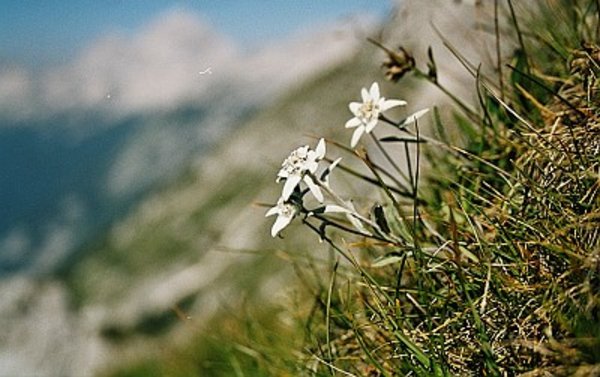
[358,100,379,123]
[281,148,309,175]
[280,203,296,217]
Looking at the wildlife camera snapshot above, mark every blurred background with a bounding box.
[0,0,390,275]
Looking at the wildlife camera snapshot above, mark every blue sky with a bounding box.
[0,0,392,68]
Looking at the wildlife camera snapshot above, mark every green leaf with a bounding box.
[371,253,405,268]
[379,136,426,143]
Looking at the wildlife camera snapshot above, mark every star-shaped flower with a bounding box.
[277,138,326,202]
[345,82,406,148]
[265,198,298,237]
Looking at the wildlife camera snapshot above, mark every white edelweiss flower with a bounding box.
[345,82,407,148]
[276,138,326,202]
[265,198,298,237]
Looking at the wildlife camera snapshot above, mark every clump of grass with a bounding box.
[265,1,599,375]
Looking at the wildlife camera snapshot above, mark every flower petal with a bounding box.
[271,214,293,237]
[351,126,365,148]
[304,176,324,202]
[361,87,370,102]
[365,119,378,133]
[345,117,362,129]
[281,174,301,200]
[380,99,407,111]
[349,103,362,116]
[276,169,288,179]
[265,206,279,217]
[329,157,342,171]
[315,138,326,159]
[369,82,380,100]
[305,160,318,173]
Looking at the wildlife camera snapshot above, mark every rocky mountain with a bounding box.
[0,9,367,276]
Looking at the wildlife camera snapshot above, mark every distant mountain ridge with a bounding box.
[0,11,368,276]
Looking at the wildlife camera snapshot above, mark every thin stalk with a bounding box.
[310,212,391,244]
[325,261,338,374]
[507,0,531,74]
[413,121,422,254]
[403,139,415,195]
[494,0,505,100]
[312,173,404,245]
[370,131,412,186]
[302,221,356,266]
[361,152,403,216]
[324,139,414,196]
[330,160,414,199]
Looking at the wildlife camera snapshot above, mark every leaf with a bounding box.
[371,253,404,268]
[372,204,391,234]
[379,136,426,143]
[459,245,480,263]
[432,106,449,144]
[397,108,430,128]
[324,205,350,214]
[427,46,438,82]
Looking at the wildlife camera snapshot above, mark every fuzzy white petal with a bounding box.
[282,175,301,200]
[351,126,365,148]
[349,102,361,114]
[265,206,279,217]
[276,169,288,180]
[321,157,342,185]
[380,99,407,111]
[348,214,370,235]
[304,175,324,202]
[271,214,293,237]
[305,160,319,174]
[315,138,326,159]
[365,118,379,133]
[345,117,362,129]
[361,88,370,102]
[369,82,380,100]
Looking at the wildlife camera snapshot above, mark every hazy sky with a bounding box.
[0,0,392,68]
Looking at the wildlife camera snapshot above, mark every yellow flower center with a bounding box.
[358,100,378,122]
